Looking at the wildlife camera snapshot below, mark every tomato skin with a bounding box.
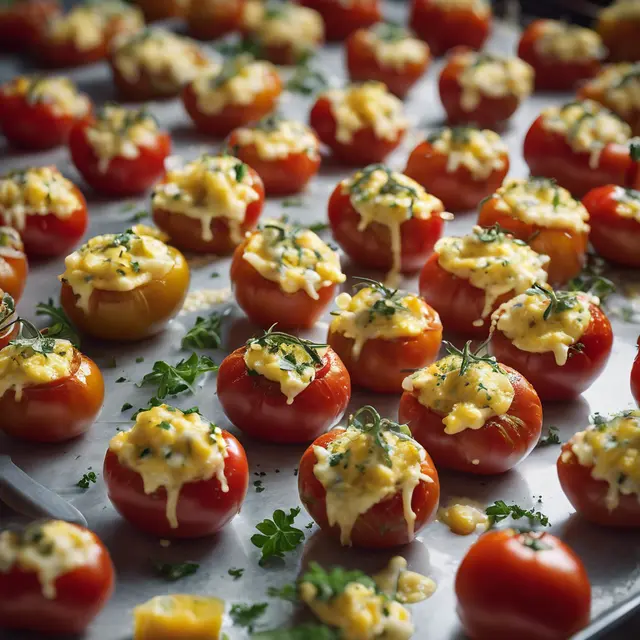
[455,529,591,640]
[217,346,351,443]
[491,303,613,402]
[186,0,245,40]
[136,0,184,22]
[104,431,249,538]
[310,95,405,165]
[0,0,59,52]
[298,0,380,41]
[327,181,445,273]
[398,366,543,474]
[409,0,490,57]
[227,130,320,196]
[345,29,430,98]
[327,305,442,394]
[579,82,640,137]
[477,196,588,287]
[182,74,283,138]
[0,240,28,303]
[517,20,602,92]
[405,139,509,212]
[298,427,440,548]
[69,122,170,197]
[0,351,104,443]
[35,35,107,69]
[632,337,640,405]
[597,13,640,63]
[0,526,114,635]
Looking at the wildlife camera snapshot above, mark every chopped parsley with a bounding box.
[138,353,218,399]
[286,60,328,95]
[526,284,579,320]
[485,500,550,528]
[154,561,199,581]
[353,277,409,323]
[228,567,245,579]
[121,402,133,412]
[251,507,305,565]
[35,300,80,347]
[77,471,97,489]
[538,426,561,446]
[230,602,268,632]
[444,339,502,377]
[182,312,224,350]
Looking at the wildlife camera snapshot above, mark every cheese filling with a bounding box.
[429,0,490,17]
[566,410,640,511]
[152,154,260,244]
[242,220,345,299]
[373,556,436,605]
[341,165,447,284]
[312,409,432,545]
[492,287,593,366]
[402,352,515,435]
[192,57,279,116]
[233,116,320,161]
[541,100,631,168]
[0,521,102,600]
[362,23,429,71]
[86,105,161,174]
[534,21,605,62]
[600,0,640,20]
[256,3,324,56]
[2,75,90,118]
[242,0,265,33]
[435,225,550,325]
[330,286,435,359]
[492,177,591,233]
[109,405,228,529]
[0,167,82,230]
[438,499,488,535]
[428,127,508,180]
[323,82,408,144]
[457,52,533,112]
[60,230,175,313]
[612,185,640,221]
[586,63,640,117]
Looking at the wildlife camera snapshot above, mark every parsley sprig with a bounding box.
[138,353,218,398]
[485,500,550,528]
[301,563,378,601]
[538,426,561,446]
[286,60,328,95]
[35,299,80,347]
[444,340,501,376]
[526,284,578,320]
[352,278,408,322]
[76,471,97,489]
[154,561,199,581]
[251,507,305,565]
[230,602,268,632]
[8,318,58,356]
[182,311,224,350]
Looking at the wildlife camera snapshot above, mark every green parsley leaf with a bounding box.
[154,561,199,581]
[306,221,329,233]
[128,210,148,222]
[630,141,640,162]
[132,396,163,419]
[538,426,561,446]
[228,567,245,579]
[138,353,219,398]
[286,62,327,95]
[282,197,303,208]
[485,500,550,528]
[567,273,615,303]
[251,624,339,639]
[230,602,268,632]
[9,319,56,356]
[526,284,578,320]
[115,377,127,383]
[136,356,145,363]
[77,471,97,489]
[251,508,304,565]
[301,563,377,601]
[267,583,298,601]
[182,312,224,350]
[35,300,80,347]
[121,402,133,412]
[444,339,501,377]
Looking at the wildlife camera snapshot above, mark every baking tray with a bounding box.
[1,4,640,639]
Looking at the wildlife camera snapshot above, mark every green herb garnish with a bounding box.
[77,471,97,489]
[538,426,561,446]
[251,508,305,565]
[485,500,550,528]
[182,312,224,350]
[35,300,80,347]
[154,561,199,581]
[525,284,579,320]
[228,567,245,579]
[138,353,218,398]
[230,602,268,632]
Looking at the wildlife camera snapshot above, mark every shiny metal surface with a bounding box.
[0,6,639,639]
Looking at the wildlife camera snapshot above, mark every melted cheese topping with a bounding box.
[492,289,592,366]
[134,595,224,640]
[257,3,324,56]
[323,82,408,144]
[600,0,640,20]
[492,178,590,233]
[60,231,175,313]
[242,220,345,299]
[362,25,429,71]
[438,498,488,535]
[429,0,490,17]
[457,52,533,112]
[586,63,640,117]
[373,556,436,604]
[0,521,101,600]
[192,58,279,116]
[112,29,212,91]
[435,226,550,325]
[428,127,508,180]
[86,105,160,174]
[0,167,81,230]
[330,288,434,358]
[313,426,431,545]
[341,166,447,285]
[0,339,75,402]
[2,75,90,118]
[234,117,320,161]
[534,21,604,62]
[244,340,326,404]
[152,154,260,244]
[566,410,640,510]
[402,354,515,435]
[612,185,640,221]
[541,100,631,168]
[109,405,228,529]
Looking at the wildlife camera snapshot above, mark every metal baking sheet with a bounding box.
[1,4,640,639]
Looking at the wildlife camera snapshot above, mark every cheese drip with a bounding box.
[373,556,436,604]
[234,117,319,161]
[534,21,604,62]
[438,498,488,535]
[109,405,228,529]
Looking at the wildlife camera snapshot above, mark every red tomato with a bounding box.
[405,136,509,212]
[0,79,91,151]
[597,10,640,63]
[0,0,60,52]
[491,302,613,401]
[456,529,591,640]
[309,94,405,164]
[182,70,283,138]
[217,345,351,443]
[153,167,265,253]
[69,117,171,197]
[186,0,245,40]
[0,348,104,443]
[409,0,491,57]
[60,245,190,342]
[523,113,640,199]
[0,523,114,635]
[227,128,320,196]
[230,237,337,329]
[298,0,380,41]
[345,27,430,98]
[398,364,543,474]
[327,300,443,393]
[328,178,445,273]
[298,427,440,548]
[136,0,184,22]
[104,430,249,538]
[518,20,602,92]
[632,337,640,405]
[558,440,640,528]
[0,227,28,303]
[581,184,640,267]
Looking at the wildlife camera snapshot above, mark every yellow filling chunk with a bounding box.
[613,185,640,221]
[586,63,640,116]
[373,556,436,604]
[363,24,428,71]
[534,21,604,62]
[234,117,319,161]
[438,498,488,535]
[2,75,90,117]
[256,3,324,56]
